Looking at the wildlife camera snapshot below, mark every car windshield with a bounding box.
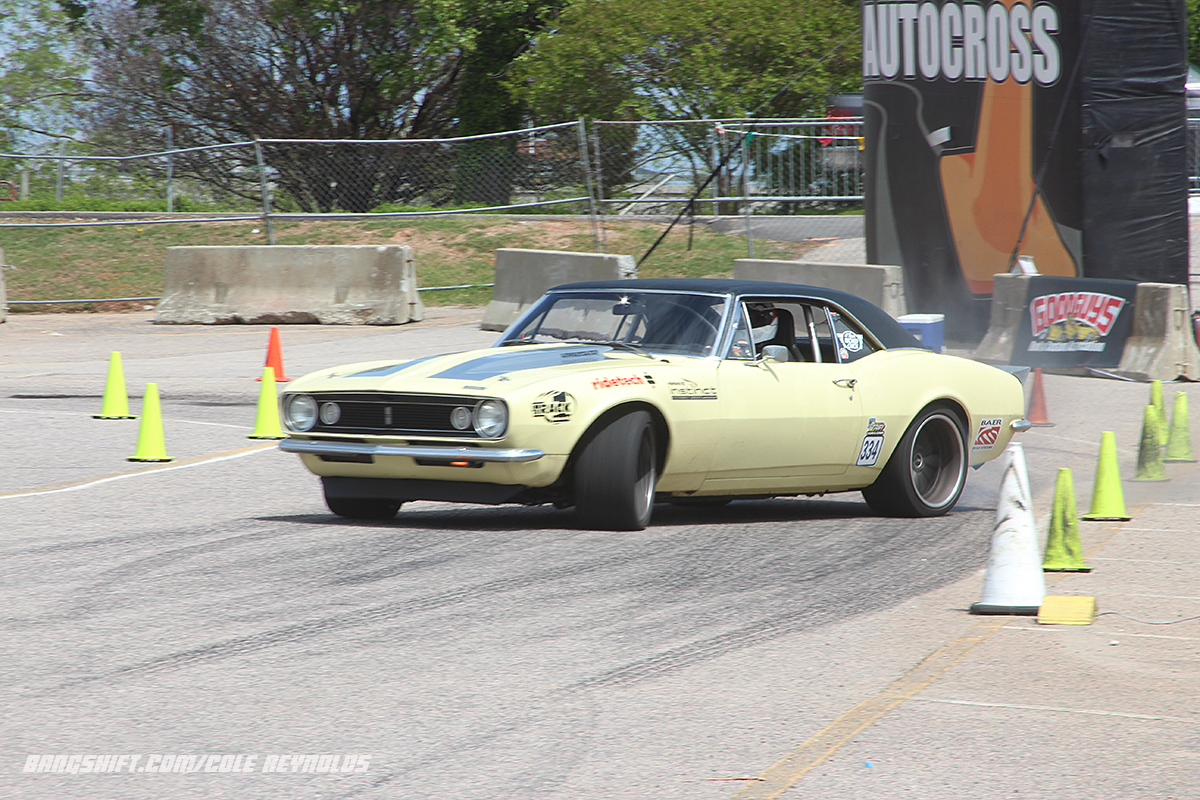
[499,291,727,357]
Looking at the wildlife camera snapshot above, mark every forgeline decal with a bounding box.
[668,378,717,401]
[973,417,1003,451]
[857,417,887,466]
[862,1,1062,86]
[591,374,653,390]
[1027,291,1126,353]
[531,391,575,423]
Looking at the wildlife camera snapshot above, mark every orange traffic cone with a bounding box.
[257,326,289,382]
[1027,368,1053,427]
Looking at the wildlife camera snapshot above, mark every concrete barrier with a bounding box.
[732,259,908,319]
[975,274,1200,381]
[481,248,636,331]
[973,274,1032,365]
[1112,283,1200,381]
[155,245,423,325]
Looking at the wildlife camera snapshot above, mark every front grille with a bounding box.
[308,392,486,438]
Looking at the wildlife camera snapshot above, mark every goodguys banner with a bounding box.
[1014,276,1137,367]
[862,0,1188,339]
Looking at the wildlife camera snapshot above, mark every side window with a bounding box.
[725,304,756,360]
[828,309,880,362]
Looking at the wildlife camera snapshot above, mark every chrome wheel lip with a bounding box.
[633,429,656,520]
[908,412,966,509]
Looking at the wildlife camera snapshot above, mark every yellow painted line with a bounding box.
[0,443,277,500]
[726,616,1011,800]
[729,458,1200,798]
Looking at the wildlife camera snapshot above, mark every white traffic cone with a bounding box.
[970,443,1045,615]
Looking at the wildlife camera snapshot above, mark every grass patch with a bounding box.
[0,216,818,312]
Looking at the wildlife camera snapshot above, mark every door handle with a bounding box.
[832,378,857,389]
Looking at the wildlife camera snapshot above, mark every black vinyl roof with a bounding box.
[550,278,925,351]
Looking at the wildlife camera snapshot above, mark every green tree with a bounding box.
[0,0,90,147]
[57,0,549,211]
[1189,0,1200,67]
[509,0,861,121]
[508,0,860,206]
[453,0,561,205]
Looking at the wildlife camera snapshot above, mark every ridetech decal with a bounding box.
[591,374,652,390]
[1027,291,1126,352]
[862,1,1061,86]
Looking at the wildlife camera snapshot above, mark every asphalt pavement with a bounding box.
[1,308,1198,798]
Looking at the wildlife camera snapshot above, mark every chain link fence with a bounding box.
[589,119,863,216]
[8,114,1200,232]
[0,118,869,230]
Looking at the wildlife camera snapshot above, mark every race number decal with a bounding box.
[857,418,886,466]
[973,418,1003,451]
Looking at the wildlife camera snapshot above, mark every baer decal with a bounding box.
[532,391,575,423]
[973,417,1003,451]
[857,417,887,466]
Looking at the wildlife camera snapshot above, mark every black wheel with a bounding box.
[575,410,658,530]
[324,494,402,520]
[862,406,967,517]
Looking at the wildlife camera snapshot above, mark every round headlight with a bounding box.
[473,399,508,439]
[450,406,473,431]
[283,394,318,431]
[319,402,341,425]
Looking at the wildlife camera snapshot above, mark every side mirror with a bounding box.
[760,345,790,363]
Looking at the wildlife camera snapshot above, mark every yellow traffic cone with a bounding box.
[95,351,136,419]
[1133,405,1167,482]
[249,366,285,439]
[1081,431,1131,521]
[1149,380,1168,443]
[1042,468,1091,572]
[1164,391,1195,462]
[971,444,1045,615]
[128,383,173,462]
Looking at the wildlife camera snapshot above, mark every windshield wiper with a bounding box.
[597,340,667,362]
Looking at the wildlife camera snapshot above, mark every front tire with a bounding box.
[862,405,967,517]
[575,410,658,530]
[325,494,402,520]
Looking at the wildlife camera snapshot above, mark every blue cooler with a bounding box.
[897,313,945,353]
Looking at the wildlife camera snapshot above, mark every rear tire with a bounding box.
[862,405,967,517]
[575,410,658,530]
[325,495,402,520]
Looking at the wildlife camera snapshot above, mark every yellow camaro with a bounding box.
[279,279,1029,530]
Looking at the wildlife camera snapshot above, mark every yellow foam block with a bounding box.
[1038,596,1096,625]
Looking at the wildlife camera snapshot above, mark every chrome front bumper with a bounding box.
[278,438,546,463]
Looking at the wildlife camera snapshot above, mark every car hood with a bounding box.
[289,344,671,394]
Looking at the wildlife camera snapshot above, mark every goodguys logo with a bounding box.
[1027,291,1126,353]
[862,1,1061,86]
